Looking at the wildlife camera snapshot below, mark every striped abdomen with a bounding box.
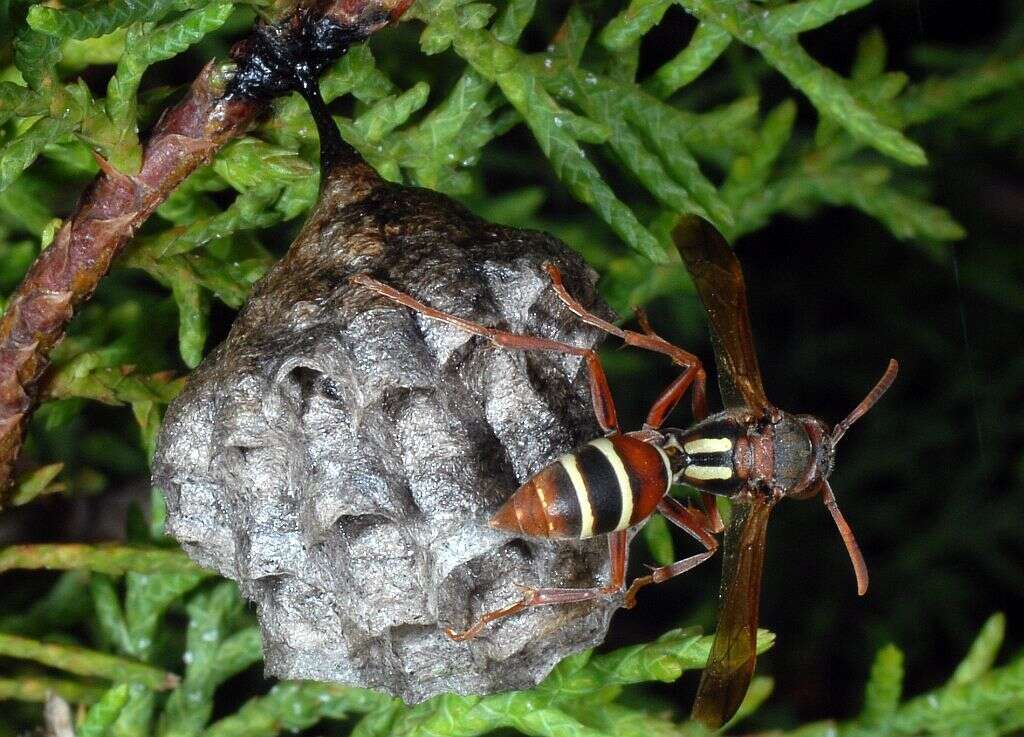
[489,435,671,539]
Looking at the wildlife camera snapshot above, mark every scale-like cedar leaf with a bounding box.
[0,676,107,704]
[79,684,132,737]
[762,0,873,37]
[27,0,183,40]
[677,0,927,166]
[445,23,666,261]
[105,2,234,172]
[204,683,390,737]
[599,0,673,52]
[0,544,209,577]
[861,643,904,725]
[950,612,1006,686]
[0,116,75,195]
[645,22,731,99]
[0,632,178,690]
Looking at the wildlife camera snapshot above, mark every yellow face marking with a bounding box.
[589,438,633,531]
[684,465,733,481]
[559,452,595,539]
[684,437,733,455]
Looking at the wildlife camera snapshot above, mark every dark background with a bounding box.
[575,0,1024,727]
[1,0,1021,731]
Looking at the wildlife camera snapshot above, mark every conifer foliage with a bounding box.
[1,0,1023,734]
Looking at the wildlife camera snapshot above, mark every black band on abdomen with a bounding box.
[575,444,624,535]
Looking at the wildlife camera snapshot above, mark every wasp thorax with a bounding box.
[661,416,746,495]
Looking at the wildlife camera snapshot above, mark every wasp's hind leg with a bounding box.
[543,264,707,424]
[351,274,620,434]
[623,496,718,608]
[445,530,628,641]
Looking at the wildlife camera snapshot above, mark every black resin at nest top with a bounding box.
[227,5,390,104]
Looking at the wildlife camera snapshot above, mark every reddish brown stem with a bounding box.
[0,0,414,502]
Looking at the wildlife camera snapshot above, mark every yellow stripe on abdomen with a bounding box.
[559,453,595,538]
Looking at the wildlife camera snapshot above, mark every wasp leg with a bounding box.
[623,496,718,609]
[543,264,706,425]
[695,493,724,534]
[631,302,721,531]
[445,530,628,641]
[351,274,620,434]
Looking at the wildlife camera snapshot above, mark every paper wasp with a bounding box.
[674,216,898,727]
[352,216,896,724]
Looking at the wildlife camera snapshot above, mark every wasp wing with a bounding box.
[673,215,772,413]
[691,492,774,728]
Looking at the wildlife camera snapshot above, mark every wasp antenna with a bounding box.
[822,481,868,595]
[833,359,898,445]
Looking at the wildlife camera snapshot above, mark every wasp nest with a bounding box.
[153,164,619,702]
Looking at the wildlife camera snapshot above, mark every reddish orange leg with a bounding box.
[632,307,720,531]
[624,496,718,608]
[446,530,629,641]
[544,264,706,425]
[351,274,619,433]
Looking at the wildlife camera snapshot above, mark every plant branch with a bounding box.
[0,0,413,502]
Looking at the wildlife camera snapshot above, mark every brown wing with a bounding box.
[691,492,774,728]
[673,215,771,412]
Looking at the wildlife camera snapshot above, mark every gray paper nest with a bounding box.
[152,166,619,702]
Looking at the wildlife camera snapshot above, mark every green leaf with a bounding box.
[950,612,1005,686]
[642,514,674,567]
[124,571,209,660]
[0,115,75,194]
[172,280,210,369]
[0,632,178,690]
[599,0,673,53]
[0,544,211,577]
[351,700,406,737]
[0,571,91,636]
[157,584,256,737]
[899,53,1024,126]
[203,684,390,737]
[90,575,134,655]
[27,0,183,40]
[727,675,774,727]
[79,684,132,737]
[213,141,313,192]
[105,2,234,172]
[554,68,731,229]
[45,364,185,407]
[885,649,1024,735]
[861,643,904,725]
[445,24,666,261]
[762,0,873,37]
[677,0,927,166]
[645,22,731,99]
[354,81,431,144]
[13,28,62,91]
[0,81,46,122]
[0,173,56,235]
[9,463,65,506]
[492,0,535,45]
[0,676,107,704]
[545,627,774,694]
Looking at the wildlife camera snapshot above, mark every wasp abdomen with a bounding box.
[490,435,671,539]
